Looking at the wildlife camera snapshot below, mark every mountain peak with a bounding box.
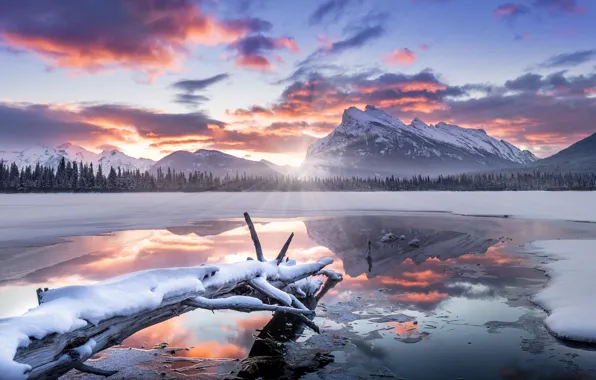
[56,142,73,150]
[303,104,539,177]
[411,117,428,128]
[194,149,230,157]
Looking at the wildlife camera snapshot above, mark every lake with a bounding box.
[2,210,596,379]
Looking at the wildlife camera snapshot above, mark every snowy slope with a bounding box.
[98,150,155,172]
[303,105,537,177]
[56,142,100,165]
[0,143,155,172]
[0,146,72,168]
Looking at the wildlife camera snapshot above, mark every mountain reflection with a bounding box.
[0,215,556,352]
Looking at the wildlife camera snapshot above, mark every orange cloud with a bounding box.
[385,49,416,65]
[275,37,301,53]
[235,55,273,70]
[0,1,262,77]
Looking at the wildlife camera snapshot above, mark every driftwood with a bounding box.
[3,212,342,380]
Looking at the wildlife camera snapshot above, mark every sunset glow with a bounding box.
[0,0,593,164]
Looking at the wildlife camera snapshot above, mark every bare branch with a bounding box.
[184,296,314,316]
[249,277,321,333]
[275,233,294,265]
[74,363,118,377]
[244,212,265,262]
[4,214,340,379]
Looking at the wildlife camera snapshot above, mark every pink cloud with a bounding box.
[385,48,416,65]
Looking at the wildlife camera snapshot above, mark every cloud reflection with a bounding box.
[0,215,548,358]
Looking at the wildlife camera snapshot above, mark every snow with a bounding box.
[285,278,324,297]
[306,105,537,165]
[380,233,398,243]
[97,150,155,172]
[193,295,267,308]
[0,256,335,378]
[0,143,155,171]
[2,192,596,246]
[251,276,292,305]
[530,240,596,343]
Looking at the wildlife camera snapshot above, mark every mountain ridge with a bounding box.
[302,105,538,177]
[152,148,277,177]
[0,143,155,172]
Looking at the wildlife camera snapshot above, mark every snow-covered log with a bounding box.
[0,213,340,380]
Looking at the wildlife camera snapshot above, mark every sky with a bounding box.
[0,0,594,166]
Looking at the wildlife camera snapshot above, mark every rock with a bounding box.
[399,235,406,240]
[408,238,421,247]
[380,233,397,243]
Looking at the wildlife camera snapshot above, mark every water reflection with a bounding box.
[2,215,596,378]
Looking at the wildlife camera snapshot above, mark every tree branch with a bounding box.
[244,212,265,262]
[183,296,314,316]
[275,233,294,265]
[74,363,118,377]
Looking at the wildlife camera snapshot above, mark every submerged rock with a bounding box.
[408,238,421,247]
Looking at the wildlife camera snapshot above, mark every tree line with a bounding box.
[1,157,595,192]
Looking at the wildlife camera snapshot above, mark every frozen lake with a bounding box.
[2,191,596,246]
[2,199,596,379]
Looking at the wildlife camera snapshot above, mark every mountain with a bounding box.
[304,216,495,278]
[526,132,596,173]
[152,149,277,177]
[0,146,68,168]
[301,105,538,178]
[56,142,100,164]
[98,149,155,172]
[0,143,155,172]
[260,159,297,176]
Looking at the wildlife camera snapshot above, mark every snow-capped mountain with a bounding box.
[301,105,538,177]
[0,143,155,172]
[56,142,100,165]
[152,149,277,177]
[98,149,155,172]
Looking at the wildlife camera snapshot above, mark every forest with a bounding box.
[1,157,595,192]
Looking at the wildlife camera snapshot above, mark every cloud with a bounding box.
[0,0,268,78]
[330,25,385,54]
[228,34,300,70]
[533,0,587,14]
[79,104,224,139]
[385,49,416,65]
[227,70,459,129]
[170,73,230,108]
[505,71,596,95]
[171,74,230,93]
[0,101,319,156]
[226,105,274,118]
[538,49,596,69]
[173,94,211,108]
[309,0,351,25]
[0,102,123,149]
[227,68,596,158]
[494,3,531,21]
[514,33,531,41]
[504,73,544,91]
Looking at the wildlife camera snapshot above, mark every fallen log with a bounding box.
[0,213,342,380]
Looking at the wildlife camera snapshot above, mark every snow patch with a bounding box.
[530,240,596,343]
